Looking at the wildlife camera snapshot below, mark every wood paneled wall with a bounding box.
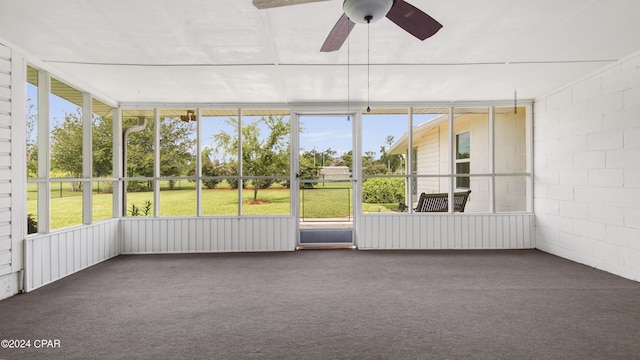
[120,217,296,254]
[358,214,534,249]
[25,220,120,291]
[24,214,534,292]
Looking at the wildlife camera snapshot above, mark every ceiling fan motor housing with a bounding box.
[343,0,393,24]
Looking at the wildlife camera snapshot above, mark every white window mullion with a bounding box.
[237,108,243,216]
[407,107,414,212]
[448,107,454,213]
[37,70,50,233]
[290,111,300,242]
[112,108,123,218]
[489,106,495,213]
[153,108,160,217]
[82,92,92,225]
[196,108,202,216]
[526,104,533,213]
[352,109,361,244]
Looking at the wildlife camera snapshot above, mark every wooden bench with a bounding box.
[414,190,472,213]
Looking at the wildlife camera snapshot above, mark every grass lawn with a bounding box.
[27,181,399,229]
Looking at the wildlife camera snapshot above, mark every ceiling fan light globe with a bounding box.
[343,0,393,24]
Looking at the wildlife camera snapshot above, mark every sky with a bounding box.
[299,113,433,157]
[28,83,438,161]
[199,113,415,160]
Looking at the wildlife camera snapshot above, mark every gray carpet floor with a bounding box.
[1,249,639,360]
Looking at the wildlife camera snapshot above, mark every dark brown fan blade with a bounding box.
[252,0,330,9]
[321,14,356,52]
[385,0,442,41]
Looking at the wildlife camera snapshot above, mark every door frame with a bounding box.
[290,109,361,247]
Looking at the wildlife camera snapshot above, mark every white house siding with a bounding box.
[0,43,18,300]
[495,110,528,212]
[455,114,490,213]
[411,112,527,213]
[534,52,640,281]
[413,123,490,209]
[495,176,527,212]
[414,126,441,199]
[495,110,527,173]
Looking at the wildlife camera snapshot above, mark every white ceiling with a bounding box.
[2,0,640,106]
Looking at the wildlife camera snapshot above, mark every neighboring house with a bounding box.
[388,108,528,213]
[319,166,350,180]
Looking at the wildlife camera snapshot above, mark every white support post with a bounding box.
[448,107,454,213]
[154,108,160,217]
[489,106,495,213]
[82,92,92,225]
[36,70,50,233]
[407,107,414,212]
[352,109,361,243]
[290,111,299,245]
[237,108,243,216]
[196,108,202,216]
[112,108,123,218]
[525,104,533,213]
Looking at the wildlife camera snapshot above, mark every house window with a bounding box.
[456,131,470,189]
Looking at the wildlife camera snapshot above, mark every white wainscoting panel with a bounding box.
[358,214,534,250]
[23,214,531,292]
[25,220,120,291]
[120,216,296,254]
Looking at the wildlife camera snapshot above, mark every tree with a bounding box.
[92,114,114,177]
[363,163,388,176]
[26,99,38,178]
[362,150,377,168]
[319,148,337,166]
[125,116,196,190]
[213,115,289,202]
[50,109,83,190]
[159,117,196,187]
[124,118,154,190]
[33,105,114,187]
[198,147,222,189]
[339,150,353,171]
[379,135,403,173]
[298,150,320,188]
[297,155,318,189]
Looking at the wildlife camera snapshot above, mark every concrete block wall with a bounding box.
[534,52,640,281]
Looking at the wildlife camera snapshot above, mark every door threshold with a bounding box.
[297,245,356,250]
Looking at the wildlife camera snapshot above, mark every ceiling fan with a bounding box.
[252,0,443,52]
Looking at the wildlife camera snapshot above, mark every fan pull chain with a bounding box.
[514,89,518,115]
[347,23,351,121]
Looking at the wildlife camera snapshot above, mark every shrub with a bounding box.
[218,163,246,189]
[27,214,38,234]
[201,161,222,189]
[98,181,113,193]
[127,180,152,192]
[129,199,153,216]
[226,178,246,189]
[363,164,388,176]
[362,177,405,204]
